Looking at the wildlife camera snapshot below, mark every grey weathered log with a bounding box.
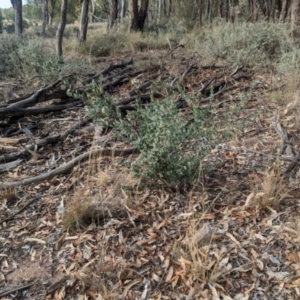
[1,100,83,118]
[0,148,137,188]
[7,80,62,109]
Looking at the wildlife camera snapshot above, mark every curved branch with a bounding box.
[0,148,137,188]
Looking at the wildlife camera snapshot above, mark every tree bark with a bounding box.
[91,0,97,23]
[128,0,138,31]
[291,0,300,43]
[137,0,149,31]
[56,0,67,57]
[120,0,126,23]
[11,0,23,36]
[48,0,56,25]
[109,0,118,28]
[41,0,47,37]
[79,0,89,43]
[279,0,289,21]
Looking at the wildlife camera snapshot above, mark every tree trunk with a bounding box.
[56,0,67,57]
[128,0,138,31]
[109,0,118,28]
[129,0,148,31]
[279,0,289,21]
[291,0,300,43]
[206,0,212,23]
[91,0,97,23]
[41,0,47,37]
[48,0,56,26]
[137,0,149,30]
[79,0,89,43]
[11,0,23,36]
[120,0,126,23]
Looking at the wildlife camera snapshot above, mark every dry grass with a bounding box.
[252,161,288,210]
[63,151,139,231]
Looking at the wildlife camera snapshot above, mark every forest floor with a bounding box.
[1,48,300,300]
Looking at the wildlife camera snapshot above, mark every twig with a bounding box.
[0,283,35,297]
[0,196,41,224]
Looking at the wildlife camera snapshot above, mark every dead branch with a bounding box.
[83,58,133,84]
[0,118,91,164]
[7,79,62,109]
[0,100,83,118]
[0,196,41,224]
[0,148,137,188]
[0,283,35,298]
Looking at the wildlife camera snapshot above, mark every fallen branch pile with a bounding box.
[0,58,252,189]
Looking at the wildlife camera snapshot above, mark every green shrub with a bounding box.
[197,21,292,68]
[0,34,92,82]
[87,81,244,189]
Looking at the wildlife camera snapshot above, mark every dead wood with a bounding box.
[0,196,41,224]
[129,81,152,96]
[2,90,70,108]
[83,58,133,84]
[7,79,62,109]
[0,118,91,164]
[0,283,35,298]
[0,100,83,118]
[0,148,137,188]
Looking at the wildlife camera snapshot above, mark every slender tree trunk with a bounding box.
[91,0,97,23]
[128,0,138,31]
[48,0,56,25]
[206,0,212,23]
[168,0,172,17]
[279,0,289,21]
[79,0,89,43]
[56,0,67,57]
[121,0,126,23]
[291,0,300,43]
[41,0,47,37]
[137,0,149,30]
[11,0,23,36]
[198,0,203,27]
[109,0,118,28]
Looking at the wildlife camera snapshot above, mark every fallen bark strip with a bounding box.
[0,118,91,164]
[7,79,62,109]
[0,148,137,188]
[0,100,83,118]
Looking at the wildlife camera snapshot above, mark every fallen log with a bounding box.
[0,100,83,118]
[7,79,62,109]
[0,148,137,188]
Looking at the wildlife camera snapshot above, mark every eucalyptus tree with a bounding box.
[10,0,23,35]
[48,0,57,25]
[41,0,48,37]
[56,0,67,57]
[128,0,149,31]
[79,0,89,43]
[109,0,118,28]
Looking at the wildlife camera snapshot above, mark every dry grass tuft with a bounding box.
[63,151,139,231]
[252,161,288,211]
